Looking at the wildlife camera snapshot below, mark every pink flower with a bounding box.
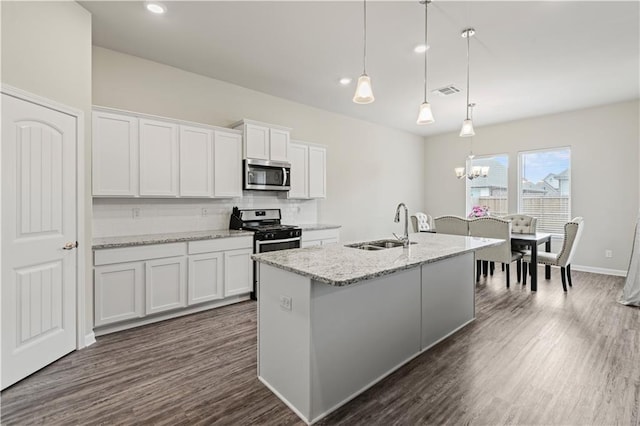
[468,205,489,218]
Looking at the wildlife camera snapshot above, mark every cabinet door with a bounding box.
[224,248,253,297]
[322,238,339,245]
[92,111,138,196]
[94,262,144,326]
[245,123,270,160]
[188,252,224,305]
[288,143,309,199]
[269,128,290,162]
[139,119,179,196]
[308,145,327,199]
[145,256,187,314]
[213,131,242,198]
[179,125,213,197]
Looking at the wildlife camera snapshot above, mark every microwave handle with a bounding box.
[282,168,287,187]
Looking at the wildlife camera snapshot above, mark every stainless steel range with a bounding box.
[229,207,301,299]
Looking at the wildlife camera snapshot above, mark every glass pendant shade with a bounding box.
[459,119,475,137]
[416,102,435,125]
[353,74,375,104]
[455,167,466,179]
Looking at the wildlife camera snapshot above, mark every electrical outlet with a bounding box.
[132,208,140,219]
[201,208,209,217]
[280,295,292,311]
[605,249,613,258]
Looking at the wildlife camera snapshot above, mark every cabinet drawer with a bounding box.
[301,229,339,242]
[188,236,253,255]
[94,242,187,266]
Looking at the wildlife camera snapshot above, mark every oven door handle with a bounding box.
[256,237,301,247]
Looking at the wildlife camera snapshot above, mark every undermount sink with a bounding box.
[345,239,417,251]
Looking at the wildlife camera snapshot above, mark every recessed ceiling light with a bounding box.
[414,44,430,53]
[339,77,352,86]
[145,2,166,14]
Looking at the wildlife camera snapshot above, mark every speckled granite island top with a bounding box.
[93,229,253,249]
[252,232,502,286]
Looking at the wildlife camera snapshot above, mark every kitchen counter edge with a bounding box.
[92,230,254,250]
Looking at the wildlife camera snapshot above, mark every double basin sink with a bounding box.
[345,239,417,251]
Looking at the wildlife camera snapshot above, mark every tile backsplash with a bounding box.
[93,192,318,238]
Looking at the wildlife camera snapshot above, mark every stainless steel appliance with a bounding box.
[244,158,291,191]
[229,207,301,299]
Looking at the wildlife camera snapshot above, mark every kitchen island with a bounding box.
[252,232,502,424]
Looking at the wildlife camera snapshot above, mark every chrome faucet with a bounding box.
[393,203,410,248]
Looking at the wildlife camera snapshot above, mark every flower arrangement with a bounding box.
[468,205,489,218]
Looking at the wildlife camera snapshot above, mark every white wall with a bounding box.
[425,100,640,273]
[1,1,93,335]
[92,47,426,242]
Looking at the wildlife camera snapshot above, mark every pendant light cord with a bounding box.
[363,0,367,74]
[465,29,471,120]
[423,1,428,103]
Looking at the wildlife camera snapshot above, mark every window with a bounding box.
[518,148,571,234]
[466,154,508,218]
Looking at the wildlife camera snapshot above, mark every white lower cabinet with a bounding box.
[224,248,253,297]
[94,236,253,332]
[301,228,340,248]
[145,256,187,315]
[94,262,144,327]
[188,252,224,304]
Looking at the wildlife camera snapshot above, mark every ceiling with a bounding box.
[81,1,640,137]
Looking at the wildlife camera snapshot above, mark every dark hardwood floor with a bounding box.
[2,267,639,425]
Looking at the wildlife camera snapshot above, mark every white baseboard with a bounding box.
[84,331,96,348]
[571,264,627,277]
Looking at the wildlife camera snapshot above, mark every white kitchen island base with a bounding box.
[257,251,475,424]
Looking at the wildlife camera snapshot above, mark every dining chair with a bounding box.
[522,217,584,292]
[411,212,433,232]
[433,216,469,236]
[469,217,523,288]
[502,213,537,275]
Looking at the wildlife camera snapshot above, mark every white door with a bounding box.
[145,256,187,314]
[179,125,213,197]
[269,128,290,161]
[224,248,253,297]
[308,146,327,199]
[139,118,179,197]
[1,93,77,389]
[213,131,242,198]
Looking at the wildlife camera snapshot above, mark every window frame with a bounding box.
[517,146,572,236]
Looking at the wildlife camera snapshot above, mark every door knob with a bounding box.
[62,241,78,250]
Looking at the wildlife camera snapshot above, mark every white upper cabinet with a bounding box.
[308,145,327,199]
[139,118,179,197]
[289,140,327,199]
[233,119,291,162]
[92,107,244,199]
[179,125,213,197]
[288,142,309,199]
[213,131,243,198]
[92,111,139,196]
[244,123,270,160]
[269,128,290,162]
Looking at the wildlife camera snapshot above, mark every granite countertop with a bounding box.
[298,224,341,231]
[93,229,254,249]
[252,232,503,287]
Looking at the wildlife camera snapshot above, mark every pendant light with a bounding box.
[353,0,375,104]
[416,0,434,125]
[460,28,475,137]
[454,103,489,180]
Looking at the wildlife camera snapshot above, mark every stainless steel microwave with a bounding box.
[244,158,291,191]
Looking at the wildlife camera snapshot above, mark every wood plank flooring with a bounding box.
[2,266,639,425]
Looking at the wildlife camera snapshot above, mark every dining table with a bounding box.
[511,232,552,291]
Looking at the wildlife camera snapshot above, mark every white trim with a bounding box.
[1,84,88,350]
[84,332,96,347]
[571,264,627,277]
